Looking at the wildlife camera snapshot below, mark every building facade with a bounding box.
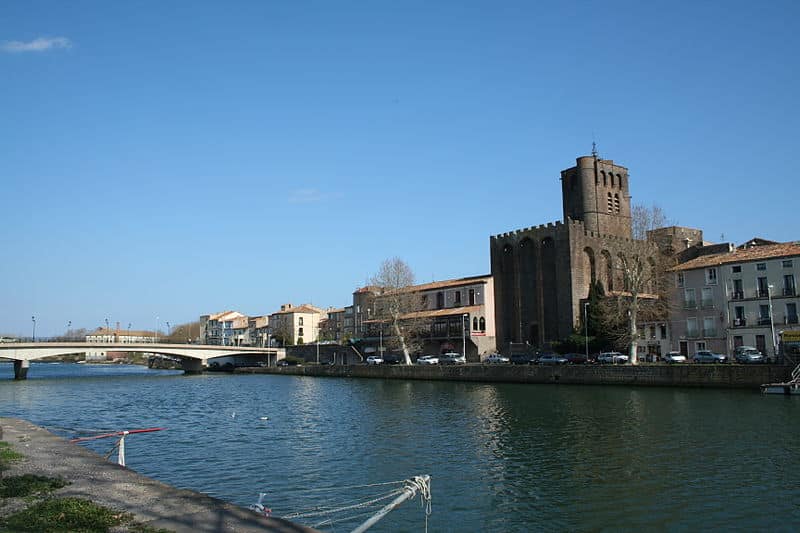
[351,275,496,360]
[267,304,325,346]
[490,154,660,352]
[85,327,156,361]
[671,239,800,358]
[200,311,247,346]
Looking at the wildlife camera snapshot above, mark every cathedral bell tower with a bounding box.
[560,150,632,239]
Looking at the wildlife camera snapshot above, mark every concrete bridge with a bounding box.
[0,342,285,379]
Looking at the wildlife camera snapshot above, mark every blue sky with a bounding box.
[2,1,798,336]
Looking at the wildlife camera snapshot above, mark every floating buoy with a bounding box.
[259,416,269,421]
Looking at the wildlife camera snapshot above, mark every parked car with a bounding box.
[416,355,439,365]
[439,352,466,365]
[366,355,384,365]
[484,353,510,364]
[662,351,687,364]
[564,353,590,364]
[734,347,765,364]
[382,353,403,365]
[510,353,537,365]
[537,353,568,365]
[597,352,629,364]
[692,350,727,364]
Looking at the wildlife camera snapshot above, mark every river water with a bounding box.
[1,363,798,531]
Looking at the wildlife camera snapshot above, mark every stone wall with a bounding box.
[239,364,793,390]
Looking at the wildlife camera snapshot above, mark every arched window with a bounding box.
[601,170,607,186]
[607,192,613,213]
[614,193,620,213]
[610,173,615,187]
[479,317,486,331]
[473,317,478,331]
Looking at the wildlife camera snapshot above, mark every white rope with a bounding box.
[282,488,404,520]
[408,476,432,533]
[257,474,432,532]
[275,479,408,494]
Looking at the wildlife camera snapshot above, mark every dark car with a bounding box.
[382,353,403,365]
[564,353,589,364]
[510,354,537,365]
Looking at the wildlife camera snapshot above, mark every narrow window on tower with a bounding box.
[614,193,620,213]
[607,192,613,213]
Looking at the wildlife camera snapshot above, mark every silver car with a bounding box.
[484,353,510,364]
[662,351,687,364]
[734,347,765,364]
[597,352,629,364]
[416,355,439,365]
[439,353,466,365]
[693,350,727,364]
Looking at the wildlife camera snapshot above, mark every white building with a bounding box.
[671,238,800,359]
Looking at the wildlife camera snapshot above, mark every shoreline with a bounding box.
[0,418,315,533]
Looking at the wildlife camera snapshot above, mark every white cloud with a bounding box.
[1,37,72,53]
[288,188,325,204]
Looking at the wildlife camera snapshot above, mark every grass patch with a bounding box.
[0,473,69,498]
[2,497,132,532]
[0,441,24,464]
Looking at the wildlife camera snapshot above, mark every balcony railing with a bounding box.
[784,287,797,296]
[684,301,697,310]
[732,318,747,327]
[703,329,718,338]
[757,289,769,298]
[701,300,715,309]
[686,330,699,339]
[757,317,772,326]
[731,290,744,300]
[786,315,799,325]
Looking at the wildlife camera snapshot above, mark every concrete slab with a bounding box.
[0,418,316,532]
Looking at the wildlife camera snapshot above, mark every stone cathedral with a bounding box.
[490,153,642,350]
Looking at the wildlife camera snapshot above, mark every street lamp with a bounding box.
[584,302,590,361]
[462,313,469,359]
[67,320,71,341]
[155,316,159,344]
[31,316,36,342]
[166,322,171,339]
[768,284,777,359]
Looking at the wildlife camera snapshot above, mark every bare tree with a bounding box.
[161,320,202,343]
[600,204,670,364]
[370,257,426,365]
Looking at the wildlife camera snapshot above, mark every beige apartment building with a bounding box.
[268,304,325,346]
[671,239,800,358]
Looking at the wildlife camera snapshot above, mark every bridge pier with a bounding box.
[181,358,205,375]
[14,360,30,380]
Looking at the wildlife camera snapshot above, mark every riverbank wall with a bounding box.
[237,363,793,389]
[0,418,315,533]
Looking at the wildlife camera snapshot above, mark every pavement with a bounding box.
[0,418,316,532]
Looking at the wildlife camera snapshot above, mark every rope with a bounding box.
[281,489,404,520]
[259,474,432,531]
[279,479,408,494]
[408,476,432,533]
